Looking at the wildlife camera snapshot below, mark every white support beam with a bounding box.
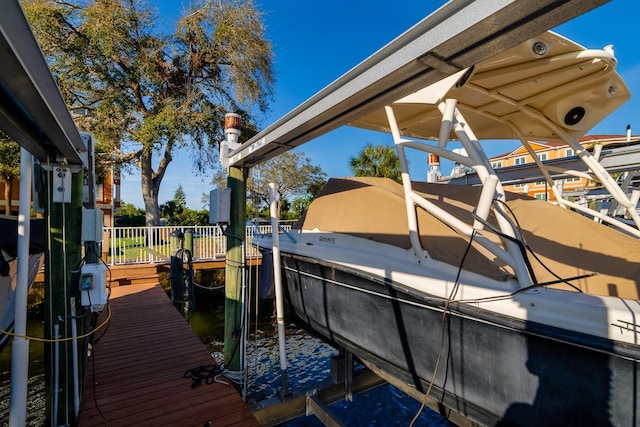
[228,0,609,168]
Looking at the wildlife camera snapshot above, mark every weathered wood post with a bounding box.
[224,167,248,374]
[222,113,247,375]
[184,228,194,256]
[44,165,83,426]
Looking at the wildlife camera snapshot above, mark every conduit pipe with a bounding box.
[53,323,60,427]
[240,240,248,400]
[71,299,80,418]
[8,148,32,427]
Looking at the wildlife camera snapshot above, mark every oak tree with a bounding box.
[24,0,274,225]
[250,151,326,216]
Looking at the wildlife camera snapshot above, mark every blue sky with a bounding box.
[120,0,640,209]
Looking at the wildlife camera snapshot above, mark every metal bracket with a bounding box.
[306,392,347,427]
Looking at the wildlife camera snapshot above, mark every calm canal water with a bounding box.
[0,283,448,426]
[0,319,47,426]
[189,286,448,426]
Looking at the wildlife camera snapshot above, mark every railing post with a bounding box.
[108,226,115,265]
[147,226,153,263]
[98,224,277,265]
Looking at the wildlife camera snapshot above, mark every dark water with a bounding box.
[189,287,448,426]
[0,320,47,426]
[0,284,448,426]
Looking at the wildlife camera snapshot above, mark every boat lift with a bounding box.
[1,0,617,425]
[217,1,619,425]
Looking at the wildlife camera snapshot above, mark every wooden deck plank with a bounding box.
[78,283,259,427]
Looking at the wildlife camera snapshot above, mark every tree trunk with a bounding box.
[139,142,173,226]
[140,152,160,226]
[142,191,159,226]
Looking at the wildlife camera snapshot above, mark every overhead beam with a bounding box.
[229,0,609,168]
[0,0,84,164]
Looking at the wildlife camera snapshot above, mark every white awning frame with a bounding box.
[227,0,610,168]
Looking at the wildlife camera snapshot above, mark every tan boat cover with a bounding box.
[297,177,640,300]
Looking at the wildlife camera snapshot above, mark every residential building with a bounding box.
[489,134,639,202]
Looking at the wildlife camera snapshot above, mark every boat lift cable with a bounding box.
[90,334,112,427]
[246,167,265,399]
[433,271,597,307]
[221,225,253,386]
[210,231,247,387]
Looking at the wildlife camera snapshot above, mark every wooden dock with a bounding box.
[78,283,259,427]
[35,259,249,287]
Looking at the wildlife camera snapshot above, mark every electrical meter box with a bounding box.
[82,207,104,242]
[209,188,231,224]
[80,263,108,312]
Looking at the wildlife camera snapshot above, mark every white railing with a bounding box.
[104,224,287,265]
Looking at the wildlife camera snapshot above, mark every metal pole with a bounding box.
[70,299,80,418]
[8,148,32,426]
[269,183,288,395]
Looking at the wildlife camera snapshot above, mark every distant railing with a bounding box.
[104,224,287,265]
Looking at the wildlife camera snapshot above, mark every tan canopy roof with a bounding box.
[350,31,630,143]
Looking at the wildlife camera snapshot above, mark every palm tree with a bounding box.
[349,144,402,179]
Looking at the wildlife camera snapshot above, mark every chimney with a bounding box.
[220,112,242,168]
[627,124,631,142]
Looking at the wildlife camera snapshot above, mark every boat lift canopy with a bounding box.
[226,0,610,169]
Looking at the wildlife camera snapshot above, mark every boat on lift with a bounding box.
[254,31,640,426]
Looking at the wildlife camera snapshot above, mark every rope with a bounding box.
[170,247,195,320]
[0,304,112,343]
[183,365,225,388]
[192,281,224,291]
